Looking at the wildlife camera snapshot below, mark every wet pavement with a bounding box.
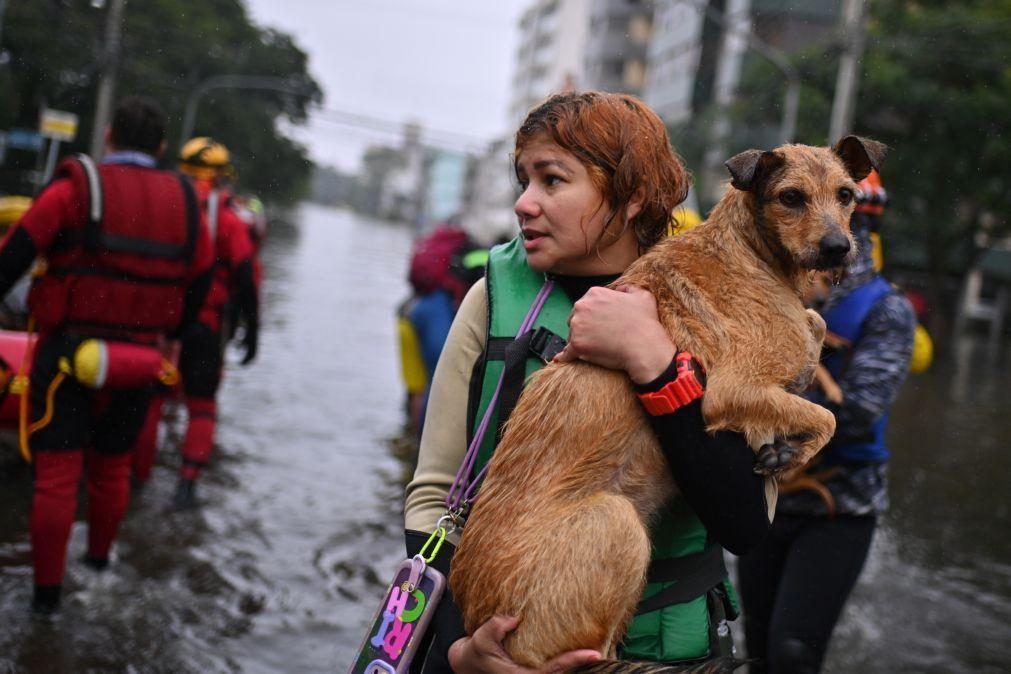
[0,203,1008,672]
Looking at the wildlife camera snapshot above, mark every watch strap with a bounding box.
[637,352,705,416]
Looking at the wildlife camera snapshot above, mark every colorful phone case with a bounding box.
[348,556,446,674]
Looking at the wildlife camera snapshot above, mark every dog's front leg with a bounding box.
[702,373,836,472]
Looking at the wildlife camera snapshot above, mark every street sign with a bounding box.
[5,128,43,151]
[39,109,79,142]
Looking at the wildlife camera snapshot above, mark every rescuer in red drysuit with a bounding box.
[0,97,214,614]
[171,137,259,509]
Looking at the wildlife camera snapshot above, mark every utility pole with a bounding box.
[828,0,867,141]
[89,0,126,159]
[0,0,9,61]
[694,0,804,206]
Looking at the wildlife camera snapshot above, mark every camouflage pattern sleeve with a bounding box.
[815,290,916,443]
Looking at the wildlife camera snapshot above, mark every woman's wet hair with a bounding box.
[515,91,690,250]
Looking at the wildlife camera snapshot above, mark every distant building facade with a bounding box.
[583,0,656,96]
[643,0,707,124]
[508,0,590,127]
[424,149,469,225]
[477,0,665,245]
[349,124,474,234]
[389,0,846,241]
[380,122,426,225]
[750,0,839,52]
[459,137,517,245]
[309,165,361,209]
[643,0,841,205]
[644,0,840,126]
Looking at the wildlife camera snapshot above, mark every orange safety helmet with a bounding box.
[855,169,887,216]
[179,137,233,181]
[853,169,886,270]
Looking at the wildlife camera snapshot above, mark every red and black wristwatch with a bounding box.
[636,352,707,416]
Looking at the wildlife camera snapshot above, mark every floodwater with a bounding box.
[0,204,1007,672]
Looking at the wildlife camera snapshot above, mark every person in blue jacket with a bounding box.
[736,199,916,673]
[398,228,486,432]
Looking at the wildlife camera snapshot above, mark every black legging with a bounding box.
[737,513,876,674]
[179,322,224,398]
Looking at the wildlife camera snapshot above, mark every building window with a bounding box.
[624,59,646,90]
[628,14,652,45]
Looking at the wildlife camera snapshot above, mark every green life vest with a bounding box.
[466,237,737,663]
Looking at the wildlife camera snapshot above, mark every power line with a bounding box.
[324,0,521,31]
[312,106,493,145]
[309,106,498,153]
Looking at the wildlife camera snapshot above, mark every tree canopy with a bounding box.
[0,0,322,201]
[695,0,1011,278]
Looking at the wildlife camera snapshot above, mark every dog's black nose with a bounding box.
[818,232,851,261]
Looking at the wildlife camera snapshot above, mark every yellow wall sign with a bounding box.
[39,109,79,142]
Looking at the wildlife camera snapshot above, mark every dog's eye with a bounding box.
[779,190,805,207]
[838,188,854,205]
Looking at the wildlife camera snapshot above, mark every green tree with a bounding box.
[858,0,1011,277]
[728,0,1011,283]
[0,0,322,202]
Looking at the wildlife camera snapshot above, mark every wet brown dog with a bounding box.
[450,137,886,666]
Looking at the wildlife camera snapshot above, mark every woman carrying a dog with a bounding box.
[404,91,776,672]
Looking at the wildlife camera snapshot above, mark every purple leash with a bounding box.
[443,279,555,516]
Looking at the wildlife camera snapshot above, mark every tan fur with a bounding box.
[450,140,884,666]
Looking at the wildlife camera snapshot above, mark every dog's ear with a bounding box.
[833,136,888,181]
[725,149,784,192]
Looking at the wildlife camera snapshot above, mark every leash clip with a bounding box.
[447,503,470,531]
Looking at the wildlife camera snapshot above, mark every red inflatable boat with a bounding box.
[0,328,34,430]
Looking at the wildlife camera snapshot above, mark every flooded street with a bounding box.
[0,203,1009,672]
[824,332,1011,673]
[0,204,411,672]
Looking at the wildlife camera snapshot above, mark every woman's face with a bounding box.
[514,135,640,276]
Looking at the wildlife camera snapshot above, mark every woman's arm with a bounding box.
[406,280,602,672]
[404,280,488,543]
[640,392,771,554]
[402,281,485,672]
[556,285,772,555]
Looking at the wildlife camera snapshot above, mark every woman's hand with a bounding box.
[447,615,601,674]
[554,285,675,384]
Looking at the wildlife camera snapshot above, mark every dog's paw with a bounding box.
[754,438,800,475]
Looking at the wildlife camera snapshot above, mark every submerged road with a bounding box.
[0,203,1007,672]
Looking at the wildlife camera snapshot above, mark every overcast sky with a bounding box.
[243,0,529,172]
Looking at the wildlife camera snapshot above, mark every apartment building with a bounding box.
[508,0,590,127]
[583,0,656,96]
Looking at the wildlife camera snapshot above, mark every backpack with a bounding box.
[408,225,483,306]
